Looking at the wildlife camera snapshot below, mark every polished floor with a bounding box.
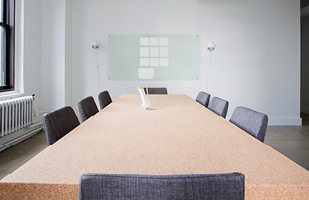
[1,115,309,181]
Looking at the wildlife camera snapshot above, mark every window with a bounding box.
[0,0,14,92]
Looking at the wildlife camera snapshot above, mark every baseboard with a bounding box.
[268,117,302,126]
[0,125,44,152]
[301,106,309,115]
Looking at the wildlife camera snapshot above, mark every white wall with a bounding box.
[16,0,301,126]
[21,0,42,121]
[40,0,67,110]
[65,0,73,106]
[65,0,301,125]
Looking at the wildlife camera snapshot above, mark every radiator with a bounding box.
[0,96,34,137]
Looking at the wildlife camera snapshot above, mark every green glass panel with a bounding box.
[108,34,199,80]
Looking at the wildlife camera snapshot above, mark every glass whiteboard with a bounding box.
[107,34,199,80]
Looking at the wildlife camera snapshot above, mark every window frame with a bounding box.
[0,0,15,92]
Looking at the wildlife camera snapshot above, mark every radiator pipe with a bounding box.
[27,122,43,129]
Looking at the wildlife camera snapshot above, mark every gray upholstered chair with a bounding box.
[78,173,245,200]
[78,96,99,122]
[196,91,211,107]
[144,87,168,94]
[43,106,80,146]
[98,91,112,110]
[229,106,268,142]
[208,97,229,118]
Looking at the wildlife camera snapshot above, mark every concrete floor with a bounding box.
[1,115,309,181]
[0,131,48,180]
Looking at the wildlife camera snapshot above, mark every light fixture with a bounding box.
[92,41,99,49]
[207,42,216,51]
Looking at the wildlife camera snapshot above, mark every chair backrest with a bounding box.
[196,91,211,107]
[78,96,99,122]
[98,91,112,110]
[79,173,245,200]
[208,97,229,118]
[144,87,168,94]
[43,106,80,146]
[229,106,268,142]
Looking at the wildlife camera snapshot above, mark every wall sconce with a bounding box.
[92,41,100,49]
[207,42,216,51]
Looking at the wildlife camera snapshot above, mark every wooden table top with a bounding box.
[1,94,309,199]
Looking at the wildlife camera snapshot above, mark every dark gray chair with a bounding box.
[196,91,211,107]
[208,97,229,118]
[98,91,112,110]
[78,96,99,122]
[144,87,168,94]
[43,106,80,146]
[79,173,245,200]
[229,106,268,142]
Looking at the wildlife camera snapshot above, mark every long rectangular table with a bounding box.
[1,94,309,199]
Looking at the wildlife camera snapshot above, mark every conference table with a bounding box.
[1,94,309,199]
